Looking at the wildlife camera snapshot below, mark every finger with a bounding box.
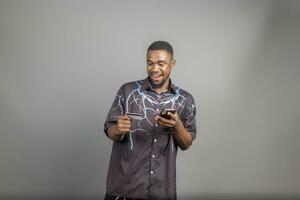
[158,117,176,126]
[118,124,131,130]
[156,118,174,127]
[119,128,130,133]
[121,117,130,122]
[168,112,177,120]
[118,120,131,125]
[119,115,131,120]
[157,116,171,123]
[118,125,130,131]
[157,120,174,128]
[163,124,174,128]
[154,116,162,124]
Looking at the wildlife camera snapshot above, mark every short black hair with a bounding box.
[147,41,173,58]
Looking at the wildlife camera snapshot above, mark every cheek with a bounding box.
[162,68,170,76]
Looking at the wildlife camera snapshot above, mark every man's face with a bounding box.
[147,50,175,88]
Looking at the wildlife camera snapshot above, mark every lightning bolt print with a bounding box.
[110,80,195,150]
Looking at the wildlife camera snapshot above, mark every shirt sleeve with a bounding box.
[104,86,125,137]
[181,94,197,140]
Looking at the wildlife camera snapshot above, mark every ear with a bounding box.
[171,59,176,69]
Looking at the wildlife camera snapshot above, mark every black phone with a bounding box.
[159,109,176,120]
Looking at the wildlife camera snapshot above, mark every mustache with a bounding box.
[149,72,163,76]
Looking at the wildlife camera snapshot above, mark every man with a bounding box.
[104,41,197,200]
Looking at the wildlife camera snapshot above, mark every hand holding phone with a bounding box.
[159,109,176,120]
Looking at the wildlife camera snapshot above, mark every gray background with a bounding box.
[0,0,299,199]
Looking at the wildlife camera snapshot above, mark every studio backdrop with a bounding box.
[0,0,299,199]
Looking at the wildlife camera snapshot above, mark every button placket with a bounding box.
[150,137,157,181]
[149,101,160,189]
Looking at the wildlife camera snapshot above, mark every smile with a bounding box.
[151,74,162,78]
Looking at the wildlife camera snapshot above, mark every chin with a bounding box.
[152,80,165,88]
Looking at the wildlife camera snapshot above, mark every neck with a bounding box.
[153,79,170,94]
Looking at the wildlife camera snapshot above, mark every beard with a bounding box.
[148,73,169,89]
[150,77,166,88]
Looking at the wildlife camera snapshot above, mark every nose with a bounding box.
[151,63,160,72]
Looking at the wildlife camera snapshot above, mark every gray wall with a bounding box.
[0,0,299,199]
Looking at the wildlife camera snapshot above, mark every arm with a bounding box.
[172,118,193,150]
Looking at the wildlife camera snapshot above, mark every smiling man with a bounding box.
[104,41,197,200]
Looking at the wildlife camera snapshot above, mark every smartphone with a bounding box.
[159,109,176,120]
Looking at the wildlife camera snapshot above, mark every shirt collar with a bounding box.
[141,76,176,94]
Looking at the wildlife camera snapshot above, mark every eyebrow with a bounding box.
[147,60,167,63]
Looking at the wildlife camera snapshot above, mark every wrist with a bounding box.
[108,125,121,139]
[113,126,122,137]
[174,120,184,131]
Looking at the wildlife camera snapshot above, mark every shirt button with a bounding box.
[150,171,154,175]
[154,139,157,142]
[152,154,155,158]
[155,123,158,126]
[156,108,159,111]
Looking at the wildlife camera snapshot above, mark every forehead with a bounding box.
[147,50,172,61]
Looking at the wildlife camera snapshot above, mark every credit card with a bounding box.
[126,112,143,120]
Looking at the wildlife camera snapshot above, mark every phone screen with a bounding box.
[160,109,176,120]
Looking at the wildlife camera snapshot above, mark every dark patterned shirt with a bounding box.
[104,77,197,200]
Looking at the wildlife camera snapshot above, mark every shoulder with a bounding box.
[173,85,197,115]
[118,80,143,92]
[173,84,195,102]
